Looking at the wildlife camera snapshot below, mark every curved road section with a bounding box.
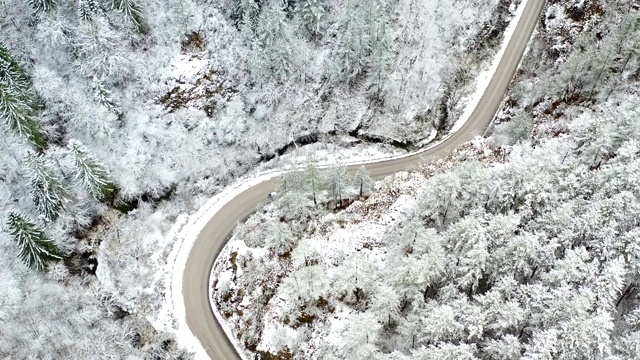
[181,1,545,359]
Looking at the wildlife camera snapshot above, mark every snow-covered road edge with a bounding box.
[160,0,531,357]
[450,0,529,134]
[159,171,281,360]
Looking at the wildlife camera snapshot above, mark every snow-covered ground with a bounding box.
[158,0,532,355]
[170,54,209,83]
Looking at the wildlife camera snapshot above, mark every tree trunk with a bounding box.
[312,180,317,206]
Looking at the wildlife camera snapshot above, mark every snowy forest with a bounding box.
[0,0,511,358]
[212,0,640,359]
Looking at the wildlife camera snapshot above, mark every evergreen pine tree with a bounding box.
[265,222,296,256]
[368,0,392,88]
[78,0,99,21]
[224,0,260,30]
[0,44,34,97]
[331,0,371,84]
[68,140,114,200]
[0,83,46,148]
[24,151,69,220]
[0,43,46,149]
[93,81,122,115]
[295,0,325,37]
[6,211,62,271]
[26,0,57,13]
[275,168,305,195]
[112,0,147,33]
[250,0,296,84]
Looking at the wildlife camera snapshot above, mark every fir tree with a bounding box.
[275,168,305,195]
[250,0,296,84]
[275,168,308,218]
[68,140,114,200]
[0,44,34,97]
[78,0,99,21]
[93,81,122,115]
[224,0,260,30]
[6,211,62,271]
[112,0,147,33]
[331,0,371,84]
[505,111,533,144]
[295,0,325,37]
[26,0,57,13]
[0,43,46,149]
[265,222,295,256]
[368,0,392,88]
[0,83,46,148]
[24,151,69,220]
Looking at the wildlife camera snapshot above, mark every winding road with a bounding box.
[180,1,545,358]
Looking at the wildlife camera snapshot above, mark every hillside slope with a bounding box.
[212,1,640,358]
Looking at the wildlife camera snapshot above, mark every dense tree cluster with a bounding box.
[0,0,201,357]
[213,0,502,146]
[215,95,640,359]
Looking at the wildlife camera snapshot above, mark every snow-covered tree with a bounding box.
[275,168,309,218]
[281,264,329,304]
[368,0,392,88]
[504,111,533,144]
[0,43,33,96]
[222,0,260,30]
[0,43,46,149]
[330,0,372,84]
[249,0,297,84]
[276,168,305,195]
[78,0,99,21]
[353,165,373,198]
[265,221,296,256]
[26,0,57,13]
[370,284,400,327]
[6,211,62,271]
[305,158,322,206]
[24,151,69,220]
[294,0,325,38]
[71,20,130,80]
[324,163,350,208]
[340,312,381,358]
[93,81,122,115]
[68,139,114,200]
[112,0,147,33]
[0,82,46,149]
[616,12,640,77]
[332,251,377,306]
